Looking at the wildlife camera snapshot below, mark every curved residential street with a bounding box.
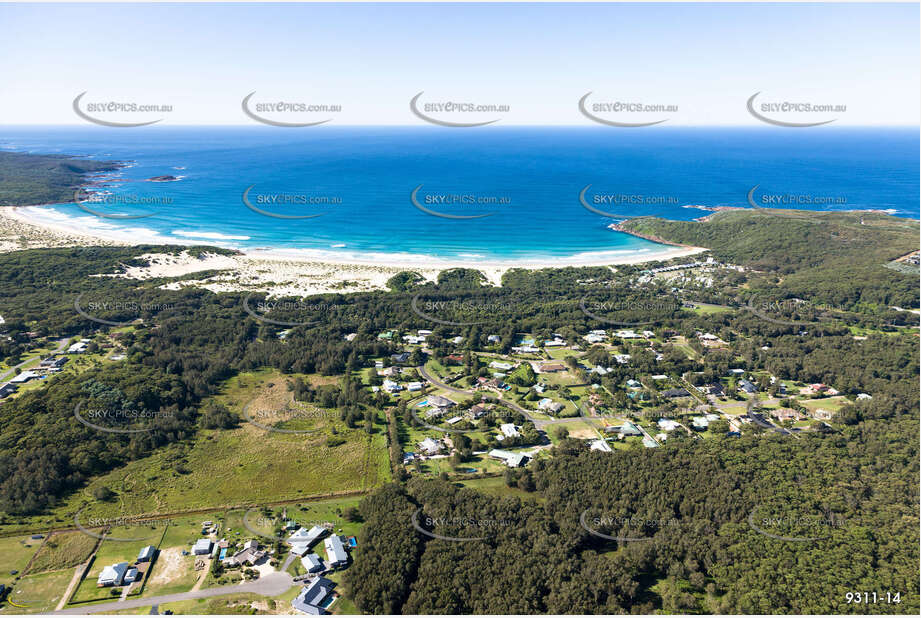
[51,571,295,615]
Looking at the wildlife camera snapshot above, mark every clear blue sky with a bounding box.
[1,2,917,125]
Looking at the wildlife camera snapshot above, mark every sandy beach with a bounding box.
[1,206,707,296]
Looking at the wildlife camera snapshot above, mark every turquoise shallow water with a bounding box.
[2,126,917,261]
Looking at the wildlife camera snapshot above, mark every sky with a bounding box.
[0,2,918,125]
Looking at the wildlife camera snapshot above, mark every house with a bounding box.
[813,408,835,421]
[137,545,156,562]
[613,354,631,364]
[451,336,463,344]
[324,535,349,568]
[703,383,725,396]
[583,333,605,344]
[642,437,659,448]
[390,352,410,364]
[468,404,488,419]
[301,553,325,573]
[856,393,872,400]
[499,423,520,438]
[192,539,213,555]
[427,395,455,409]
[377,331,394,340]
[614,329,640,339]
[738,379,757,394]
[538,363,565,373]
[39,356,68,369]
[418,437,442,455]
[728,368,745,375]
[650,374,668,381]
[292,576,335,615]
[591,366,611,376]
[0,383,17,399]
[589,439,612,452]
[544,338,566,347]
[488,449,529,467]
[770,408,800,422]
[487,334,501,343]
[626,379,642,388]
[9,371,38,384]
[642,330,655,338]
[288,525,328,556]
[489,361,514,371]
[691,416,710,429]
[611,421,642,436]
[661,388,690,398]
[344,333,357,341]
[444,353,464,364]
[378,366,400,377]
[418,329,433,336]
[382,379,402,393]
[403,335,425,344]
[657,418,680,432]
[67,339,91,354]
[406,381,423,392]
[512,345,541,354]
[225,540,266,566]
[97,562,130,586]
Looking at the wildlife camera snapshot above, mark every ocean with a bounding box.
[1,126,917,263]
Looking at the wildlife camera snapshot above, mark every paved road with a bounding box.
[52,571,296,615]
[0,338,68,384]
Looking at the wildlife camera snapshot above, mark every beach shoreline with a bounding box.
[1,205,708,296]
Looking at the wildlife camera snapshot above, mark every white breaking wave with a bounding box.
[171,230,251,241]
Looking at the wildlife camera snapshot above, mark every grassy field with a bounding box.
[0,568,75,614]
[39,369,389,525]
[0,534,42,577]
[23,530,96,575]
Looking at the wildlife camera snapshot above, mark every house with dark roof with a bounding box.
[137,545,156,562]
[738,379,757,394]
[292,576,335,615]
[661,388,690,398]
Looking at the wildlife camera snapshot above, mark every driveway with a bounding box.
[0,337,69,384]
[52,571,296,615]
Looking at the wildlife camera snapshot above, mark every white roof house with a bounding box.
[287,525,328,556]
[488,449,529,467]
[192,538,213,555]
[324,535,349,568]
[499,423,520,438]
[657,419,680,431]
[97,562,129,586]
[406,381,423,391]
[418,437,442,455]
[382,379,402,393]
[301,553,325,573]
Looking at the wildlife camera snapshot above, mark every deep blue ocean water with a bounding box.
[1,126,917,262]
